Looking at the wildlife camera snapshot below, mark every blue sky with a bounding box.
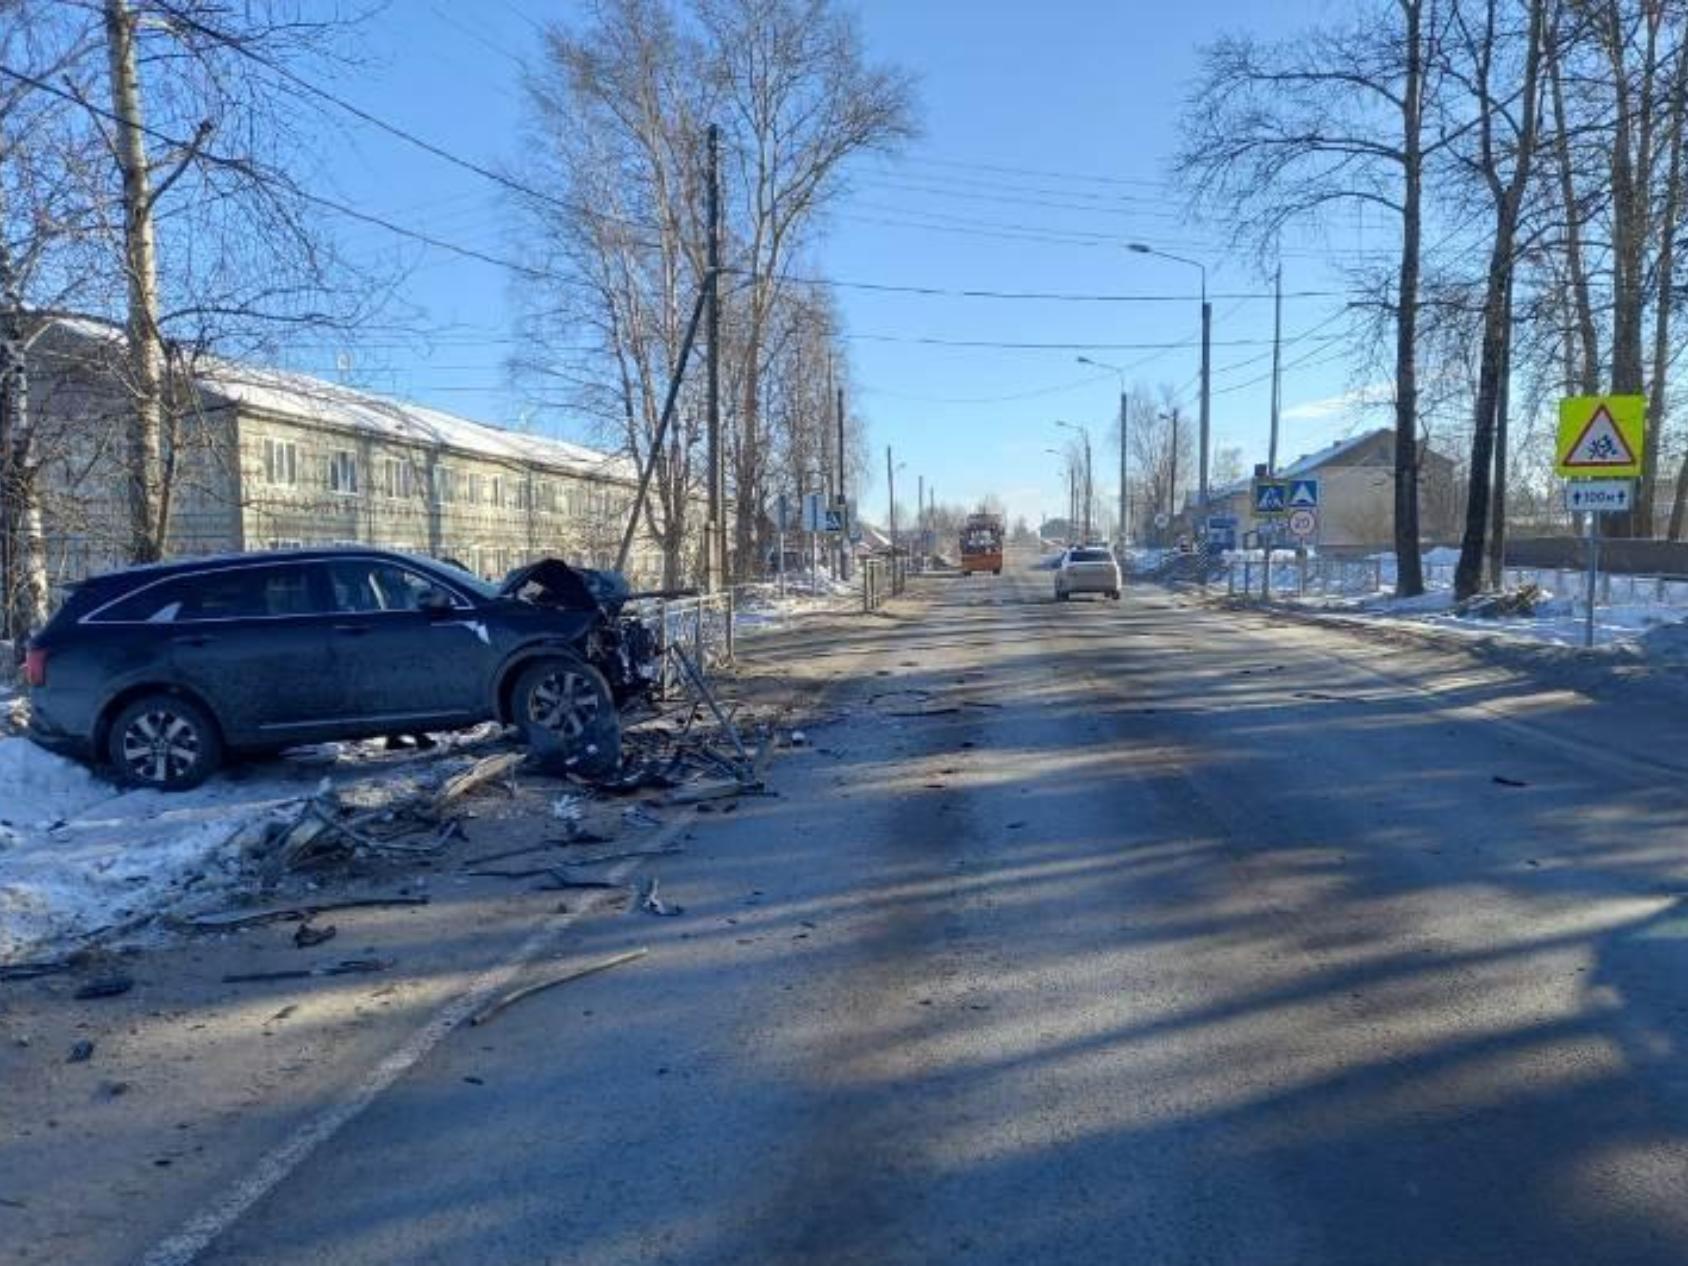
[296,0,1380,528]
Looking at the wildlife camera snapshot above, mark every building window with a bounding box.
[328,450,358,495]
[433,466,457,504]
[262,438,298,487]
[379,456,413,499]
[489,475,505,509]
[465,472,484,506]
[537,481,557,514]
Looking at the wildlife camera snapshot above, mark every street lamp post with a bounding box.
[1128,243,1210,522]
[1055,420,1093,541]
[1158,408,1182,541]
[1077,355,1129,549]
[1045,447,1075,541]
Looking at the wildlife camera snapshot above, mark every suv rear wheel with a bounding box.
[108,693,223,791]
[512,656,621,778]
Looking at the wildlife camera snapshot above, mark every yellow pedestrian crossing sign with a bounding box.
[1557,395,1645,478]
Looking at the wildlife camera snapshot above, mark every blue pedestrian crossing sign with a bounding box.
[1288,478,1320,509]
[1253,479,1288,516]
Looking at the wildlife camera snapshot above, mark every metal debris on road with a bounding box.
[467,947,649,1027]
[222,959,391,985]
[292,922,337,948]
[169,896,430,932]
[635,875,683,917]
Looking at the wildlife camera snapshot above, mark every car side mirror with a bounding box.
[418,588,455,615]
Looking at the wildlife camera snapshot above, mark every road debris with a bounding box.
[1492,775,1530,788]
[222,959,391,985]
[0,959,72,983]
[292,922,337,948]
[73,975,134,1000]
[635,875,683,917]
[168,896,429,932]
[467,947,648,1027]
[67,1040,94,1063]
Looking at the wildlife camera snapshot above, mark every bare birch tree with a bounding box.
[1179,1,1451,595]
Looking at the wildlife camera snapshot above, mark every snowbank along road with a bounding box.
[17,547,1688,1264]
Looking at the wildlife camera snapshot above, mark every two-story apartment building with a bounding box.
[20,317,677,597]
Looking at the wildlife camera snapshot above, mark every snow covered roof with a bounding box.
[1279,430,1387,478]
[198,363,636,482]
[38,315,636,484]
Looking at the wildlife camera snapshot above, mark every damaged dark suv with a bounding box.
[25,548,659,790]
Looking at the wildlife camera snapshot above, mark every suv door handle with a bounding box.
[171,633,213,648]
[333,624,372,637]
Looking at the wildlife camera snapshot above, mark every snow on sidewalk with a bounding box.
[1239,547,1688,654]
[0,731,485,964]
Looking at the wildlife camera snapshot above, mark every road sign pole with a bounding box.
[1585,510,1599,650]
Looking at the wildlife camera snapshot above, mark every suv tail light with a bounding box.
[23,647,47,688]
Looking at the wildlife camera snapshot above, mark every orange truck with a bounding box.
[959,513,1004,575]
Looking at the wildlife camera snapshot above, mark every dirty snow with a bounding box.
[1240,551,1688,652]
[0,730,497,965]
[733,575,856,635]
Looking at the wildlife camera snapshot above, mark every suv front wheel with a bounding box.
[512,656,621,778]
[108,693,223,791]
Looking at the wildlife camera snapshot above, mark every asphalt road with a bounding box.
[172,554,1688,1265]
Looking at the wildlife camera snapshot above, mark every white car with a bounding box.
[1055,546,1122,601]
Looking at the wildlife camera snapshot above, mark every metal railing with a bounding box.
[861,556,905,612]
[640,591,734,695]
[1220,553,1688,614]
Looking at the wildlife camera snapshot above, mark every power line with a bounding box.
[878,153,1177,192]
[842,332,1348,352]
[0,63,564,283]
[726,265,1343,304]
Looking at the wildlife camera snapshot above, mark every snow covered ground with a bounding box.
[1230,546,1688,651]
[733,574,858,635]
[0,728,498,965]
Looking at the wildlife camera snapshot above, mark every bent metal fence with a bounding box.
[639,591,734,696]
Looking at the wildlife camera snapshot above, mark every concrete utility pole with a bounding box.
[916,474,924,567]
[1129,244,1209,518]
[1118,387,1128,546]
[886,445,896,562]
[1199,279,1211,510]
[1076,356,1130,550]
[1160,407,1182,536]
[705,122,722,592]
[835,380,849,580]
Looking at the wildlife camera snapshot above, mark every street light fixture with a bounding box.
[1077,355,1130,549]
[1127,242,1210,522]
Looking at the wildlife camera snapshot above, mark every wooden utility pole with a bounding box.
[1268,262,1282,474]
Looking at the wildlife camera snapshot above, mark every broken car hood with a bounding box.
[499,558,630,613]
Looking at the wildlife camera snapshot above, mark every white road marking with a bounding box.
[139,817,689,1266]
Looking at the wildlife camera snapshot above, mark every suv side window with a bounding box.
[326,559,457,613]
[92,564,330,623]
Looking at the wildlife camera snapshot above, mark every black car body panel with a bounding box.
[26,548,655,766]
